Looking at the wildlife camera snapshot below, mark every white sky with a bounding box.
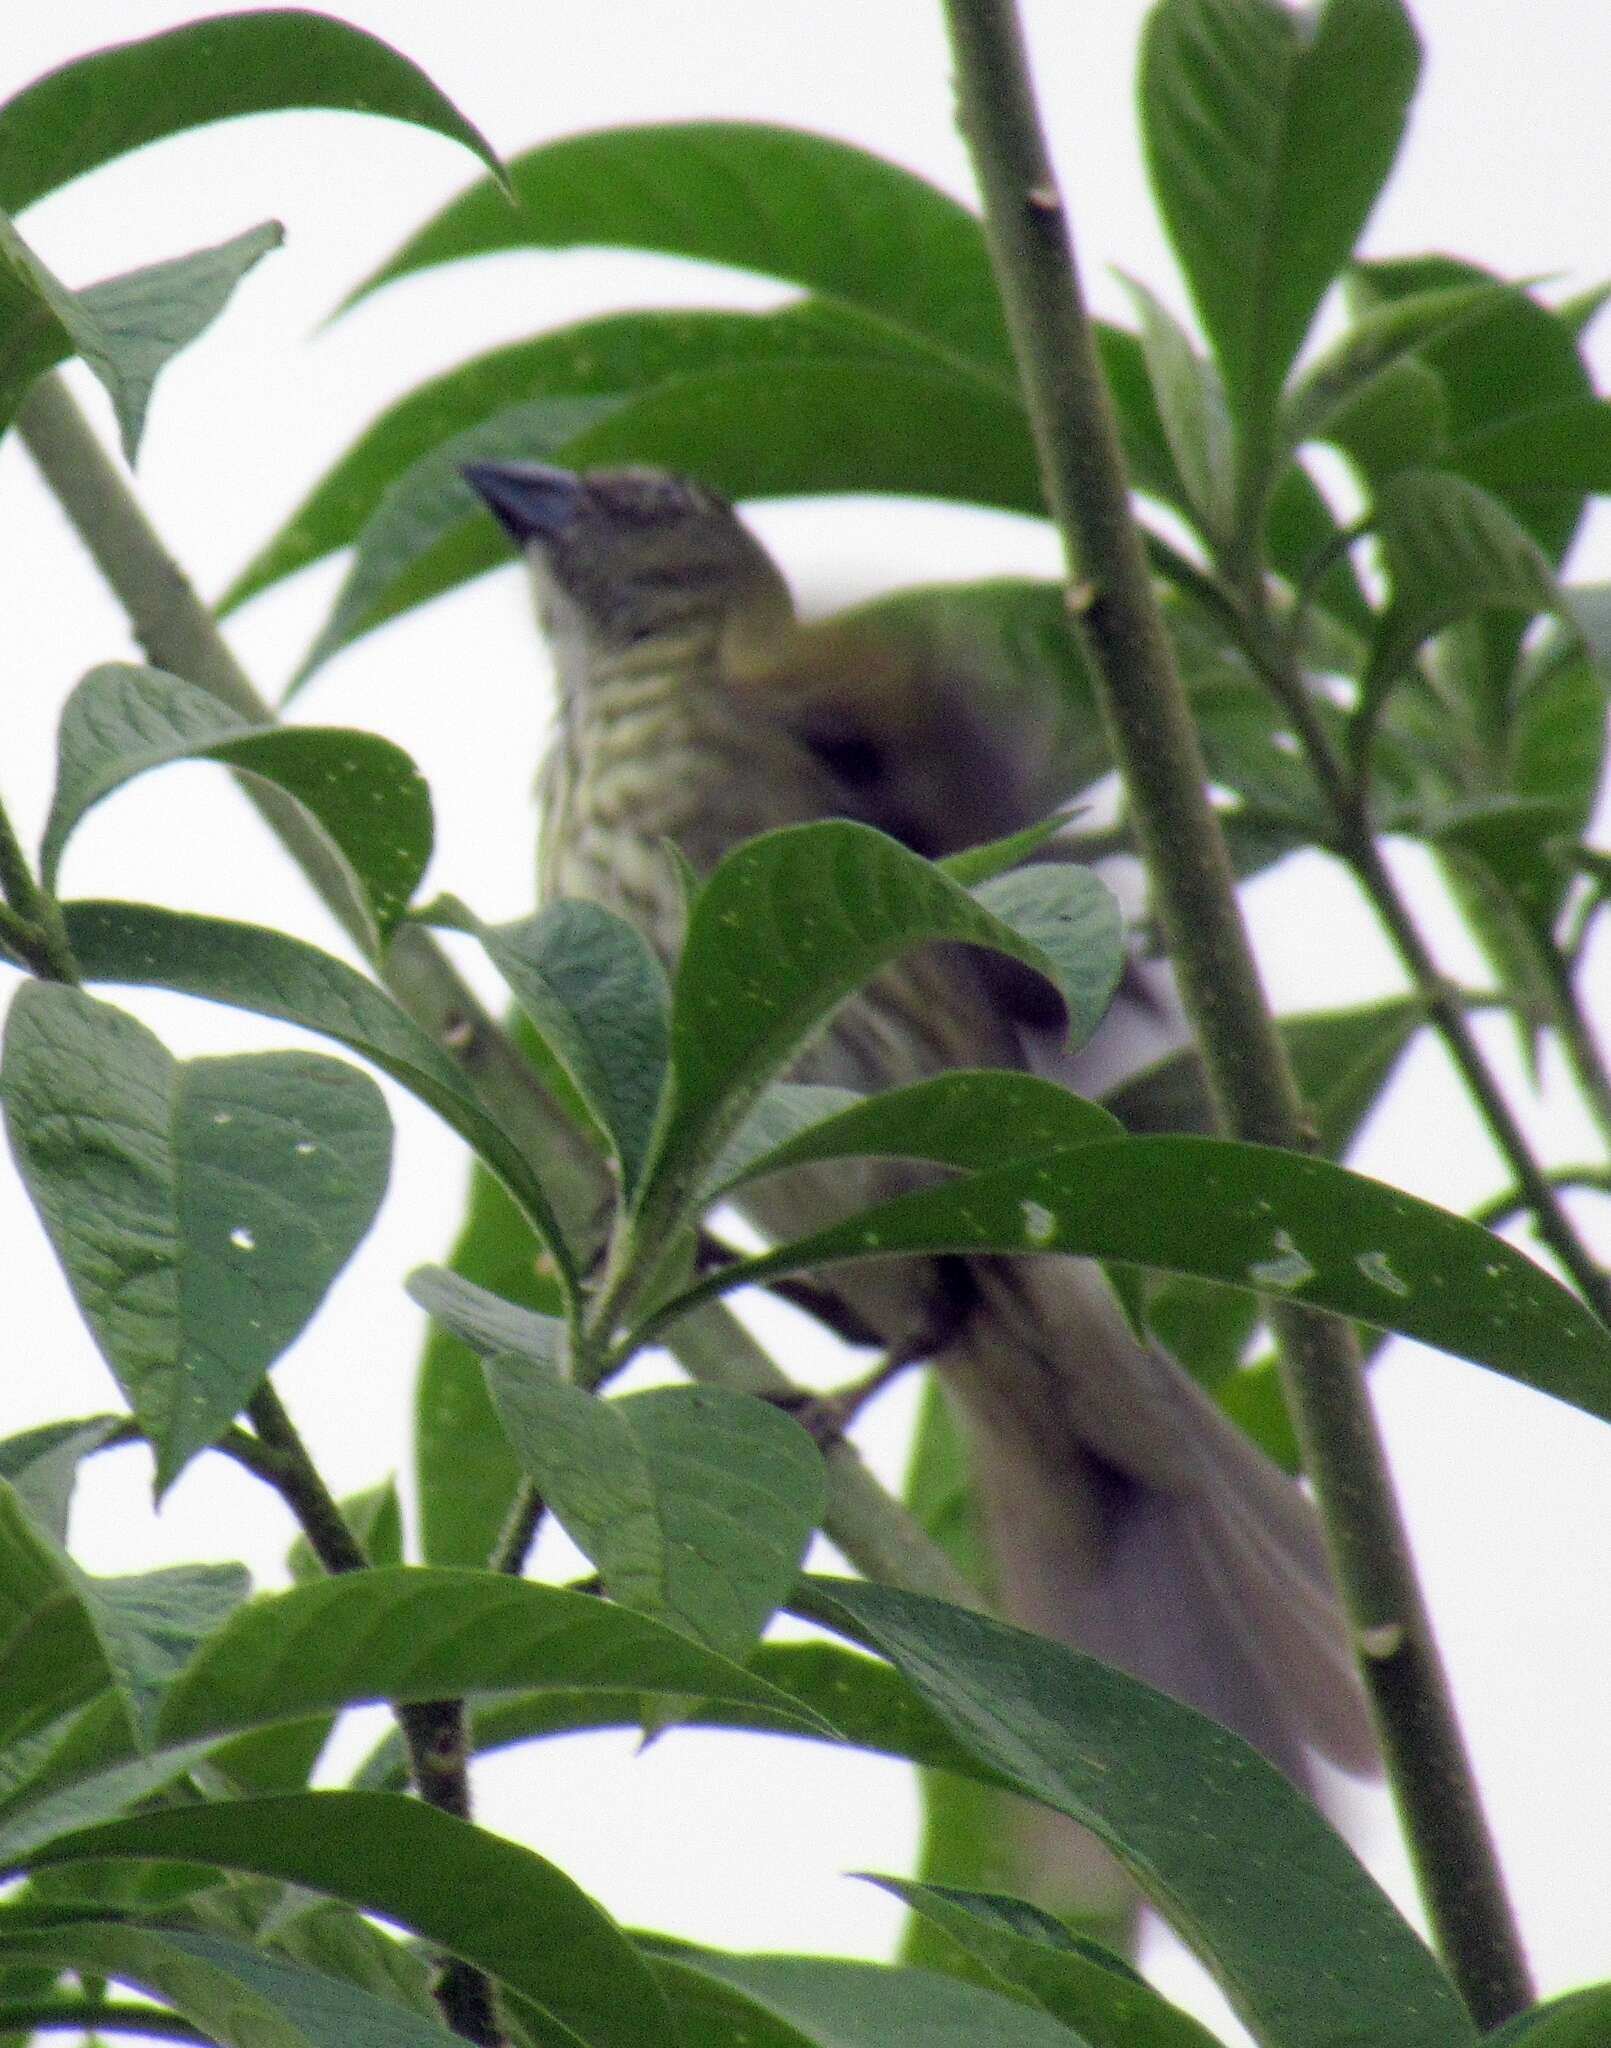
[4,4,1611,2039]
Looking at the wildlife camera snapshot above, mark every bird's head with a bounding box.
[464,461,794,675]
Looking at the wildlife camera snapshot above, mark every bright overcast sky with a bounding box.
[4,5,1611,2038]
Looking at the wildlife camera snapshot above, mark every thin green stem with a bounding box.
[0,792,79,982]
[938,0,1531,2022]
[1547,949,1611,1155]
[1475,1168,1611,1233]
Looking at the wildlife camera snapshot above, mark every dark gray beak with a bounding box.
[463,462,585,544]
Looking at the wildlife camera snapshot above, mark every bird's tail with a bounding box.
[937,1253,1378,1785]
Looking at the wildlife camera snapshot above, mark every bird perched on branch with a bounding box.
[464,461,1376,1811]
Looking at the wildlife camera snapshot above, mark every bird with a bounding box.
[462,460,1377,1818]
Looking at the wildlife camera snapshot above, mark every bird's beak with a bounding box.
[463,461,585,545]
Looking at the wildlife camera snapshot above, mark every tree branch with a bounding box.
[937,0,1531,2022]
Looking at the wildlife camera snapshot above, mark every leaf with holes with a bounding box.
[2,985,390,1488]
[654,1135,1611,1421]
[59,900,576,1295]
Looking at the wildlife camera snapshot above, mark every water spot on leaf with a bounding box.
[1020,1199,1056,1246]
[1248,1229,1315,1291]
[1355,1250,1410,1298]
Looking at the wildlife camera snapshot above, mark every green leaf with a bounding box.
[488,1372,824,1660]
[59,900,578,1300]
[1107,998,1422,1159]
[555,354,1040,517]
[938,820,1074,891]
[0,1484,116,1757]
[1267,458,1375,635]
[0,1921,466,2048]
[1427,797,1578,932]
[1351,259,1593,561]
[656,1134,1611,1420]
[1216,1354,1304,1472]
[1140,0,1419,441]
[643,1948,1093,2048]
[413,1155,552,1568]
[222,303,940,614]
[291,394,622,688]
[346,1634,966,1795]
[649,1955,822,2048]
[1120,275,1235,543]
[1282,280,1509,454]
[223,1894,441,2028]
[0,1704,221,1862]
[710,1072,1121,1206]
[43,664,432,944]
[1280,995,1424,1153]
[0,1577,834,1863]
[1455,396,1611,507]
[0,1482,243,1757]
[439,898,669,1193]
[704,1082,867,1197]
[340,121,1011,377]
[1188,672,1328,825]
[72,1561,248,1748]
[800,1579,1475,2048]
[3,985,391,1487]
[1512,621,1611,833]
[1367,470,1562,709]
[1487,1985,1611,2048]
[1318,356,1446,482]
[157,1569,828,1753]
[860,1877,1221,2048]
[407,1268,566,1370]
[0,1418,121,1547]
[14,1795,675,2048]
[644,823,1123,1219]
[0,11,504,215]
[206,1715,334,1799]
[0,214,280,460]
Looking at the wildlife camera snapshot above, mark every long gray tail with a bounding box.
[938,1253,1377,1784]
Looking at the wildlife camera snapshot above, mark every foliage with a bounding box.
[2,5,1610,2047]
